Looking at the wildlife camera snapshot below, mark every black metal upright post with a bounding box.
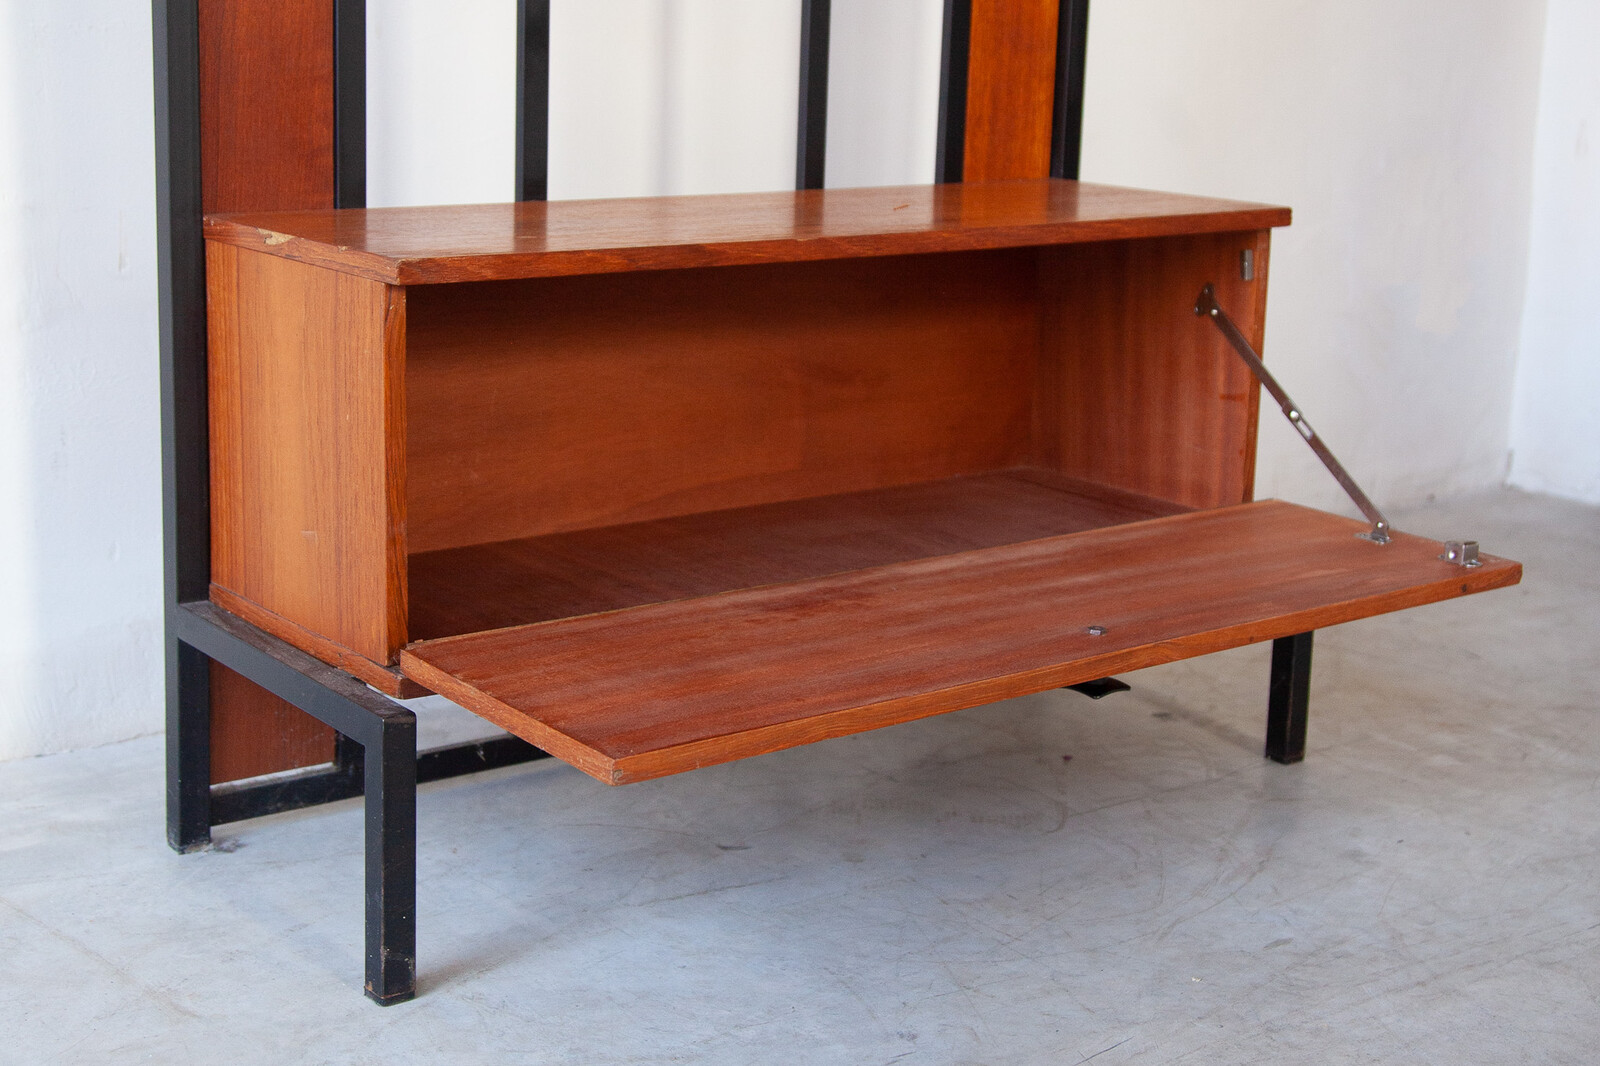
[154,0,213,853]
[1266,631,1314,764]
[795,0,831,190]
[1049,0,1090,180]
[516,0,551,201]
[365,712,418,1004]
[934,0,972,183]
[335,0,367,209]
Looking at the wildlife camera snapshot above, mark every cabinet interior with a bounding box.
[403,233,1264,641]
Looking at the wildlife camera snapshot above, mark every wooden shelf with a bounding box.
[407,469,1186,640]
[401,501,1520,785]
[202,178,1291,284]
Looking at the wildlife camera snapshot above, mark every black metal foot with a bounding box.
[364,711,417,1004]
[1265,631,1313,764]
[176,603,421,1002]
[1065,676,1132,700]
[166,637,212,852]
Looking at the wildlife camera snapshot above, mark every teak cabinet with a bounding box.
[202,178,1519,786]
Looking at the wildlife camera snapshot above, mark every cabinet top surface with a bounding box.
[204,179,1291,285]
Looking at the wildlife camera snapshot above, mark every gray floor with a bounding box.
[2,488,1596,1065]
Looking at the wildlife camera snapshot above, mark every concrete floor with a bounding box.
[1,488,1596,1064]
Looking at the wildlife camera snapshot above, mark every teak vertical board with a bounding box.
[1036,230,1271,509]
[963,0,1062,181]
[198,0,342,778]
[405,251,1040,552]
[207,242,409,692]
[198,0,335,215]
[207,660,340,783]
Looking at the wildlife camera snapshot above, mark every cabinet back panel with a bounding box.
[406,251,1039,553]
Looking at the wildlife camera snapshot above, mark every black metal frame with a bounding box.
[334,0,367,209]
[156,0,1309,1005]
[934,0,972,183]
[515,0,550,202]
[795,0,831,190]
[154,0,548,1005]
[1050,0,1091,180]
[1266,632,1314,764]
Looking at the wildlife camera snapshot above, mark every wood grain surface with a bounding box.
[203,180,1291,284]
[198,0,338,782]
[198,0,334,214]
[402,501,1521,785]
[208,245,408,670]
[408,469,1185,640]
[208,661,337,783]
[405,251,1040,552]
[1037,230,1271,509]
[209,585,424,699]
[964,0,1061,182]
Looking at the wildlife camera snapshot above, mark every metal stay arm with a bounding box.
[1194,284,1392,544]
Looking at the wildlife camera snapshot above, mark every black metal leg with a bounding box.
[364,710,418,1005]
[166,637,212,852]
[1265,631,1313,764]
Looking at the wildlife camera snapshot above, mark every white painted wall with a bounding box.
[0,1,164,761]
[824,0,943,190]
[0,2,1581,761]
[1508,0,1600,505]
[368,0,942,207]
[367,0,517,206]
[369,0,810,206]
[1081,0,1547,517]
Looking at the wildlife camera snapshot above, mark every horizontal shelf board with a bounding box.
[408,469,1185,640]
[204,179,1291,284]
[400,501,1519,786]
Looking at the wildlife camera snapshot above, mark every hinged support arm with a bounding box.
[1194,284,1392,544]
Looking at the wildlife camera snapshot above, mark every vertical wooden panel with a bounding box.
[964,0,1060,182]
[198,0,335,214]
[208,245,408,671]
[1036,231,1271,509]
[198,0,342,779]
[209,662,338,784]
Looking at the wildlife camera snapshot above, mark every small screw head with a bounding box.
[1086,625,1106,637]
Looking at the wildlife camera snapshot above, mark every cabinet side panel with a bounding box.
[964,0,1060,182]
[1037,231,1269,509]
[407,252,1039,553]
[208,247,406,665]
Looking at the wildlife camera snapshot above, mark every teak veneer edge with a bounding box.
[202,180,1292,285]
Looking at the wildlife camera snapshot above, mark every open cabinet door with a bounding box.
[402,502,1517,784]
